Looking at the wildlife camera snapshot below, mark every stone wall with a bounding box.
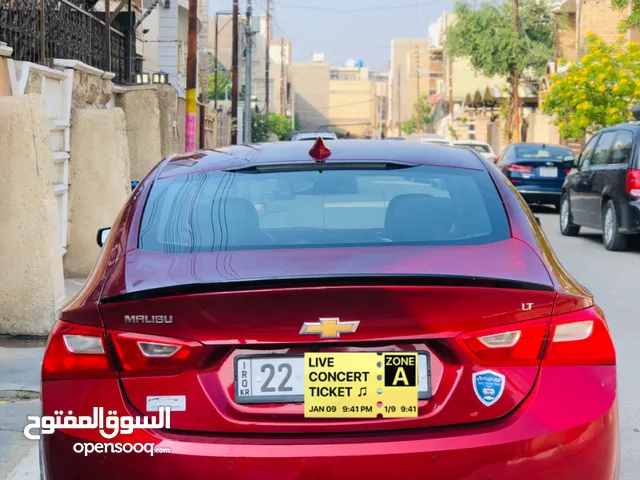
[0,95,65,335]
[158,85,183,157]
[116,86,164,180]
[64,108,131,277]
[0,48,227,334]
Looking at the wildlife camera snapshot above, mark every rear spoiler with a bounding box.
[99,274,555,304]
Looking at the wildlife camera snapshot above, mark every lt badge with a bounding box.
[472,370,505,407]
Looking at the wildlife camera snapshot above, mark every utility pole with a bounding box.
[244,0,253,144]
[280,38,285,115]
[512,0,520,143]
[265,0,271,116]
[378,97,383,139]
[397,65,401,136]
[415,45,421,133]
[213,12,233,111]
[185,0,198,151]
[448,53,453,122]
[554,13,559,74]
[213,14,219,110]
[231,0,239,144]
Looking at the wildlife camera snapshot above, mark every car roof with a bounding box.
[509,143,571,148]
[593,122,640,135]
[454,140,490,145]
[158,140,487,179]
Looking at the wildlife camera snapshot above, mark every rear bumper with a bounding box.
[41,366,618,480]
[516,189,562,206]
[619,198,640,234]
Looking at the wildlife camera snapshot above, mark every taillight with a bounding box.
[564,168,572,174]
[457,319,549,366]
[626,169,640,198]
[42,320,204,380]
[110,332,203,377]
[42,321,116,380]
[456,307,615,367]
[543,307,616,365]
[508,164,533,173]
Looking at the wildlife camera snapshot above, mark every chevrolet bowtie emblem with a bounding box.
[299,318,360,339]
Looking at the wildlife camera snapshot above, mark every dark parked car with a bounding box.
[497,143,575,211]
[560,124,640,251]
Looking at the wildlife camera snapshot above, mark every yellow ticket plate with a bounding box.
[304,352,418,418]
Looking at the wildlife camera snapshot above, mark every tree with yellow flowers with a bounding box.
[542,33,640,139]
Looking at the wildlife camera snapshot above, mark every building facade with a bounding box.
[290,55,384,137]
[387,38,430,136]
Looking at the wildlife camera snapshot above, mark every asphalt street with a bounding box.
[1,217,639,479]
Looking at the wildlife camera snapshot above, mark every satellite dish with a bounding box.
[345,59,355,68]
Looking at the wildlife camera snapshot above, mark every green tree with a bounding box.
[401,118,418,136]
[251,113,294,142]
[542,34,640,139]
[208,71,231,101]
[266,113,293,140]
[251,114,270,143]
[446,0,556,140]
[401,95,433,135]
[612,0,640,31]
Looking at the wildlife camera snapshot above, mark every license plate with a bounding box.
[234,352,431,407]
[538,166,558,177]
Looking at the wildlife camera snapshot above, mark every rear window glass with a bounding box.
[514,145,573,160]
[139,165,510,254]
[458,144,491,153]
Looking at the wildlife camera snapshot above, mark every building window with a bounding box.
[429,72,444,78]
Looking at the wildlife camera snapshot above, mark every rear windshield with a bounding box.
[458,144,491,153]
[139,165,510,254]
[514,145,573,160]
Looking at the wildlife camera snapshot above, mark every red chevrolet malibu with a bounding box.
[40,139,618,479]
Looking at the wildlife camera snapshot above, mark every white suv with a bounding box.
[453,141,497,163]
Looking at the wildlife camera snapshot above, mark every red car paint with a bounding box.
[40,140,618,479]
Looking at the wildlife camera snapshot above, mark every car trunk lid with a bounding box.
[98,241,556,434]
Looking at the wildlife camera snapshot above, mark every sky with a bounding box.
[209,0,456,72]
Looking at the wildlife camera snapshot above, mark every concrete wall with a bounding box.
[0,42,11,96]
[117,86,163,180]
[70,70,112,109]
[329,79,374,137]
[0,95,65,335]
[64,108,131,277]
[526,112,561,145]
[291,62,331,131]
